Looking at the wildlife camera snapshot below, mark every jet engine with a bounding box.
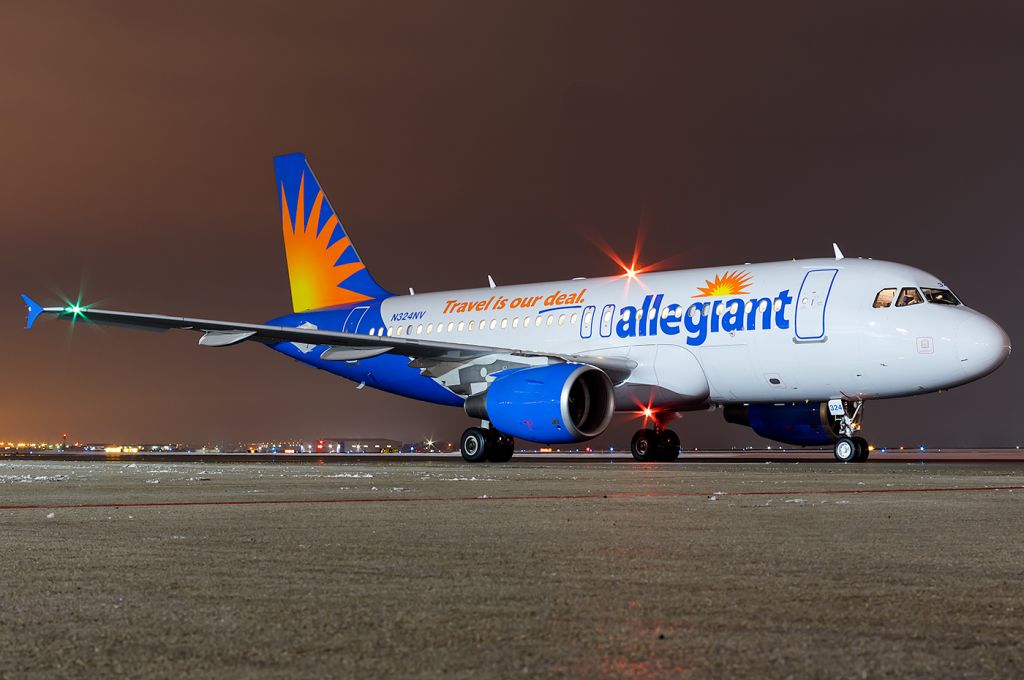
[464,363,615,443]
[723,402,841,446]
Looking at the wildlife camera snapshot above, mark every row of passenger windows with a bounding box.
[371,313,582,337]
[872,287,961,309]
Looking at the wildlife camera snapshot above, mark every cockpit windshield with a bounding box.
[895,288,923,307]
[872,289,896,308]
[921,288,961,306]
[874,286,962,308]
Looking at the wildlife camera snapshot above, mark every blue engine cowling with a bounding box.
[723,403,841,446]
[464,363,615,444]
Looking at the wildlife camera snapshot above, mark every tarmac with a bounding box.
[2,455,1023,678]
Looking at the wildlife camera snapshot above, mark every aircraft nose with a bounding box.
[957,314,1011,379]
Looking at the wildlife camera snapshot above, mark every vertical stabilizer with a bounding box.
[274,153,390,312]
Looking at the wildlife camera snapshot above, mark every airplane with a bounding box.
[21,153,1011,463]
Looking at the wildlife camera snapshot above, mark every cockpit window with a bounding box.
[921,288,961,306]
[896,287,923,307]
[872,288,896,308]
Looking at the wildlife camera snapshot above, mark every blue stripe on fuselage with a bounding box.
[264,300,464,407]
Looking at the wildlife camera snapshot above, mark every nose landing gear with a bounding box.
[832,400,871,462]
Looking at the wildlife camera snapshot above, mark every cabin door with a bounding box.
[343,306,369,334]
[794,269,838,341]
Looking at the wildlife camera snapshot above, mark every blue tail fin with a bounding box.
[274,153,390,313]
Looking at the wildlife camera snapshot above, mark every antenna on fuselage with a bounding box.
[833,243,845,260]
[487,275,496,289]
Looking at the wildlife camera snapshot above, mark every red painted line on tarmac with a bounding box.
[1,485,1023,511]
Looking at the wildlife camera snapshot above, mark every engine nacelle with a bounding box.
[464,363,615,443]
[723,402,841,446]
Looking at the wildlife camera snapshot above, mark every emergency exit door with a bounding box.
[794,269,838,341]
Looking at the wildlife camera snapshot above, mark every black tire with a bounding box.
[656,430,681,462]
[631,429,659,462]
[833,437,857,463]
[460,427,489,462]
[852,436,870,462]
[487,433,515,462]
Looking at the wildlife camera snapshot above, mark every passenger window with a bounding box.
[468,320,475,331]
[873,288,896,308]
[457,321,465,332]
[500,318,508,329]
[490,319,497,330]
[447,322,454,332]
[896,288,923,307]
[921,288,961,306]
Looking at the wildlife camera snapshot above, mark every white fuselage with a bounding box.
[372,258,1009,410]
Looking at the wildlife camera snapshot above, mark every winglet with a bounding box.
[832,242,845,260]
[21,294,44,329]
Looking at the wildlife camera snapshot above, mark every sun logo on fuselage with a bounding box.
[281,173,371,312]
[693,270,753,298]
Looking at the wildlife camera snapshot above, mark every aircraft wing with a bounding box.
[20,295,636,383]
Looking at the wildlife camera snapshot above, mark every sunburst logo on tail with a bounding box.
[281,173,372,312]
[693,270,753,298]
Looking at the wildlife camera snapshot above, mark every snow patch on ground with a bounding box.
[0,474,69,484]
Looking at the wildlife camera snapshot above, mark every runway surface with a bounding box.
[5,447,1024,464]
[3,457,1024,678]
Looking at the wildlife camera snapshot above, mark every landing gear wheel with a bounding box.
[656,430,681,462]
[833,437,857,463]
[460,427,489,462]
[487,432,515,463]
[631,429,659,462]
[853,436,870,462]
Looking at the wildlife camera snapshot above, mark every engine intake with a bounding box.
[465,363,615,443]
[724,402,841,446]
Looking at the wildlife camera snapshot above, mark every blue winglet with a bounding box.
[21,294,44,329]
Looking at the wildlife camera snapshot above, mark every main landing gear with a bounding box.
[832,400,871,463]
[460,427,515,463]
[630,427,681,462]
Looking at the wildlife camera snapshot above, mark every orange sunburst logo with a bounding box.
[693,270,753,298]
[281,173,371,312]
